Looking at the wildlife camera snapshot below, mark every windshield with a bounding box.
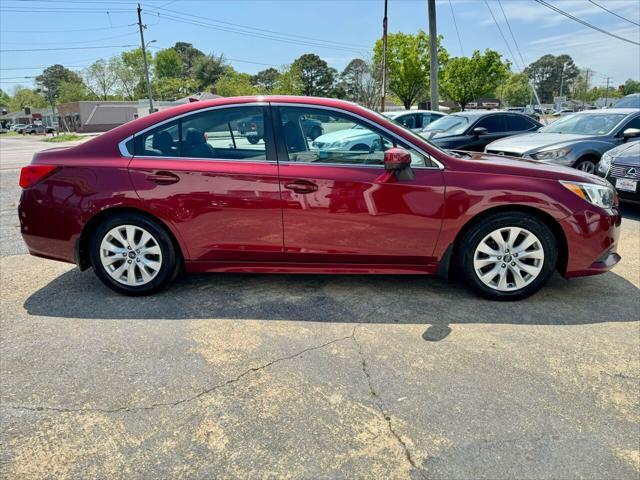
[614,96,640,108]
[422,115,469,135]
[540,113,626,135]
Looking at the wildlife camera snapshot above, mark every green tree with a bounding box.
[35,64,83,106]
[442,49,509,110]
[340,58,369,102]
[273,64,304,95]
[251,67,280,94]
[373,31,448,109]
[9,88,47,111]
[501,72,530,107]
[587,86,621,103]
[152,77,198,100]
[57,81,96,103]
[215,72,257,97]
[173,42,204,78]
[524,54,579,103]
[83,59,118,100]
[623,78,640,95]
[193,53,229,90]
[155,48,183,79]
[290,54,336,97]
[0,89,11,109]
[119,48,153,99]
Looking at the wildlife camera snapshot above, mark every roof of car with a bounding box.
[384,109,443,117]
[573,108,639,114]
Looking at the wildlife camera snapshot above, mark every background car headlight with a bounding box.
[597,153,612,176]
[532,148,570,160]
[329,140,350,149]
[560,181,615,208]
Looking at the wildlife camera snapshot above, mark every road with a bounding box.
[1,135,639,479]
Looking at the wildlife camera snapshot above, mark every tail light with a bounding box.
[250,122,257,130]
[19,165,58,188]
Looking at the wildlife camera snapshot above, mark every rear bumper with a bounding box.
[560,207,622,278]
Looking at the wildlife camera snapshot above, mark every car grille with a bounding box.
[486,150,523,158]
[609,164,640,179]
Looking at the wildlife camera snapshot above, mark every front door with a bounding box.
[273,105,445,266]
[128,104,283,262]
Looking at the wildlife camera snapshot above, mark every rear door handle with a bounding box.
[148,171,180,185]
[284,180,318,194]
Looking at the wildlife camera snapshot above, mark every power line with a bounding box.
[0,65,90,71]
[533,0,640,46]
[497,0,526,68]
[0,32,138,46]
[0,24,132,33]
[448,0,464,56]
[0,44,138,52]
[143,4,370,51]
[587,0,640,28]
[483,0,520,70]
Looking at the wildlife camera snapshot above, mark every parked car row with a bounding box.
[1,123,56,134]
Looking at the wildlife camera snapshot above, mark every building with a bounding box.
[0,108,56,128]
[136,91,223,118]
[56,101,138,133]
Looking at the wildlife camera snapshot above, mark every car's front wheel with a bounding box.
[574,157,597,174]
[456,212,557,300]
[247,136,261,144]
[89,213,178,295]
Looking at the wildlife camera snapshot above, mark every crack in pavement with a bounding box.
[4,330,357,415]
[351,325,428,480]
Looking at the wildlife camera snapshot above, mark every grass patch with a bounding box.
[1,131,20,137]
[43,134,84,143]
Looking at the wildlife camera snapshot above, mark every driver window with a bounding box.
[277,106,427,167]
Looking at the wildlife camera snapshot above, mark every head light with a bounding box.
[560,181,615,209]
[597,152,612,177]
[533,148,570,160]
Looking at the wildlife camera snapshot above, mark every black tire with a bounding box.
[573,157,597,174]
[309,126,322,140]
[455,212,557,301]
[247,136,261,145]
[89,213,178,296]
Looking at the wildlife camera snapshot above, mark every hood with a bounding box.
[485,132,596,154]
[458,152,610,186]
[607,140,640,164]
[312,128,373,144]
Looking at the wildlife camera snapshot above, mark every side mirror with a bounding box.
[472,127,488,137]
[622,128,640,141]
[384,147,411,170]
[383,147,414,181]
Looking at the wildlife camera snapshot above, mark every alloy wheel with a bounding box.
[577,161,596,173]
[473,226,544,292]
[99,225,163,286]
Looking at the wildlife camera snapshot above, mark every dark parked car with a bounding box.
[420,111,542,152]
[21,124,46,135]
[238,114,323,144]
[613,93,640,109]
[597,139,640,204]
[19,96,621,300]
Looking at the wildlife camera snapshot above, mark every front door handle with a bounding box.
[284,180,318,194]
[148,171,180,185]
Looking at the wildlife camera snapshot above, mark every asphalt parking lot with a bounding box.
[1,135,639,479]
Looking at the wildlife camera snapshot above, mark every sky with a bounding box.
[1,0,639,93]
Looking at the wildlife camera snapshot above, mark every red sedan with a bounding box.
[18,96,621,300]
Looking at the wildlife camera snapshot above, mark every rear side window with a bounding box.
[133,106,270,161]
[504,114,537,132]
[475,115,505,133]
[134,120,180,157]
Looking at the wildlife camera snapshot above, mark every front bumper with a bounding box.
[560,207,622,278]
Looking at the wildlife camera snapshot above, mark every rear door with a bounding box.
[273,104,445,266]
[128,104,284,263]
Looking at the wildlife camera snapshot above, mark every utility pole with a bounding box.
[137,3,154,114]
[428,0,439,111]
[380,0,388,112]
[605,76,611,107]
[559,61,566,97]
[583,68,590,109]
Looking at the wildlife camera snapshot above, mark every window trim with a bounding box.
[118,102,272,161]
[271,103,443,170]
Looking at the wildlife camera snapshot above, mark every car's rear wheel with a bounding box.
[247,136,261,144]
[89,213,178,295]
[456,212,557,300]
[350,143,369,151]
[574,157,597,173]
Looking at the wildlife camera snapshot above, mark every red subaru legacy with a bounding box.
[18,96,621,299]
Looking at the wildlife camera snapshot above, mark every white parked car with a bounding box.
[383,109,445,132]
